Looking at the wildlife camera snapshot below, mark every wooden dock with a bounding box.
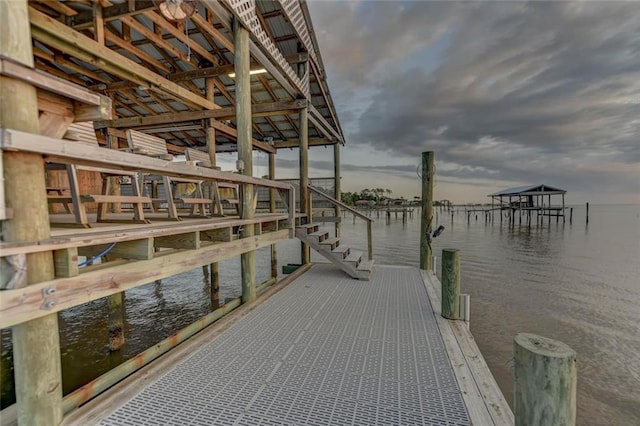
[63,264,513,426]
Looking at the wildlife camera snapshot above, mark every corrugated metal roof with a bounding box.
[489,184,567,196]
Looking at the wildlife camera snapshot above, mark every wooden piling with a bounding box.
[586,202,589,224]
[514,333,577,426]
[333,143,341,238]
[107,293,125,351]
[441,249,460,320]
[211,262,220,308]
[299,105,310,264]
[269,152,278,281]
[570,207,573,224]
[420,152,434,270]
[234,20,255,303]
[1,1,63,423]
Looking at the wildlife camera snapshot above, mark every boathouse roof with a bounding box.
[27,0,344,152]
[489,184,567,197]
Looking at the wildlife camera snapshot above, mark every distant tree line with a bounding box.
[341,188,392,206]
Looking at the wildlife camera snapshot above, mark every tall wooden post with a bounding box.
[299,105,310,264]
[269,152,278,280]
[514,333,577,426]
[1,0,63,422]
[205,77,219,297]
[419,151,434,270]
[334,143,341,238]
[234,19,255,303]
[441,249,460,320]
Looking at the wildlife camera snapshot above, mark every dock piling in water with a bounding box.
[420,151,434,270]
[441,249,460,320]
[514,333,577,426]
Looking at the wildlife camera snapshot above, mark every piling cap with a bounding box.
[514,333,576,358]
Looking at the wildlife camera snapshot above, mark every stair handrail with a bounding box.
[307,185,373,260]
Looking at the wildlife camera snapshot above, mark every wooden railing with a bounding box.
[307,185,373,260]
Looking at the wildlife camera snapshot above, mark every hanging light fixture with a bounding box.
[153,0,198,21]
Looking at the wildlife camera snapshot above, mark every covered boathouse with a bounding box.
[489,184,568,224]
[1,1,513,425]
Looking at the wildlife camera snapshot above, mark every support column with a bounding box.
[334,143,341,238]
[1,1,63,422]
[205,77,220,296]
[107,293,125,351]
[299,104,310,264]
[234,19,255,303]
[419,151,434,270]
[269,152,278,280]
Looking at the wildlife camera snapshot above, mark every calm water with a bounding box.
[1,204,639,425]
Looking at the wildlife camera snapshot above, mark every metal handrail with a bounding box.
[307,185,373,260]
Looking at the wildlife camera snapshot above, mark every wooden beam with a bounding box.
[29,7,217,111]
[274,138,331,149]
[142,10,218,66]
[104,25,171,74]
[97,100,307,128]
[0,128,290,188]
[72,0,156,29]
[209,120,275,153]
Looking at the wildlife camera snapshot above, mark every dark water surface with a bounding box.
[2,205,639,425]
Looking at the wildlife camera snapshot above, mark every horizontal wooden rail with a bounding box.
[308,185,372,223]
[0,229,289,329]
[0,128,291,190]
[0,214,291,257]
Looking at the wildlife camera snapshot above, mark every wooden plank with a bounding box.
[0,214,294,257]
[96,100,307,128]
[0,129,291,188]
[421,270,514,425]
[200,228,232,243]
[53,248,79,278]
[0,229,289,329]
[0,57,110,112]
[154,232,200,250]
[72,0,156,29]
[274,138,332,149]
[29,7,217,111]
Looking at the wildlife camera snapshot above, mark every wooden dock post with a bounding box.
[514,333,577,426]
[234,19,255,303]
[441,249,460,320]
[333,144,341,238]
[586,202,589,224]
[107,293,125,351]
[420,151,434,270]
[1,1,63,422]
[570,207,573,224]
[211,263,220,308]
[269,152,278,281]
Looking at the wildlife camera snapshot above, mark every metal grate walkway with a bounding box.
[100,265,470,426]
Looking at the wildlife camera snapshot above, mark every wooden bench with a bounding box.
[47,122,151,227]
[184,148,240,217]
[127,130,212,219]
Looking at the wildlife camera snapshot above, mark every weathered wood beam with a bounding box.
[274,138,331,149]
[104,25,171,74]
[210,120,275,153]
[0,128,290,186]
[29,7,216,110]
[71,0,156,29]
[96,100,306,128]
[143,10,218,66]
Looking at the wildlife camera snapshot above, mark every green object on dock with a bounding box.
[282,264,302,274]
[441,248,461,320]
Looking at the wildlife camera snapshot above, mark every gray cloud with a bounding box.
[309,1,640,198]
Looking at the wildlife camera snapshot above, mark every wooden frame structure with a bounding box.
[0,1,344,423]
[489,184,568,224]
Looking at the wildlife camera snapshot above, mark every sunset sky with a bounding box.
[231,1,640,204]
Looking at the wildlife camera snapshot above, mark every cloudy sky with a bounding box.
[269,0,639,204]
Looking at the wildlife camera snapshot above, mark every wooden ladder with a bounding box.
[295,223,374,281]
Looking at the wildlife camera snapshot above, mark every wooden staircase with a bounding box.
[295,223,374,280]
